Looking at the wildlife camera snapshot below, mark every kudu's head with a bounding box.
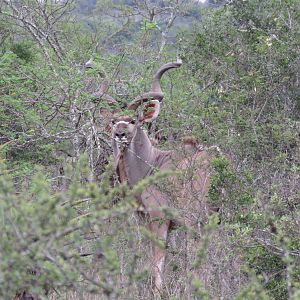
[111,60,182,150]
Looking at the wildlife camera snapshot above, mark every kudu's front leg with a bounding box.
[149,216,170,292]
[142,187,171,293]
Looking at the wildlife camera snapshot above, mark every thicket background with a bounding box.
[0,0,299,299]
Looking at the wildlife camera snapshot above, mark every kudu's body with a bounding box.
[108,61,214,291]
[112,122,212,290]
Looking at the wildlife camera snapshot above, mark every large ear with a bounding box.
[143,100,161,123]
[99,108,121,132]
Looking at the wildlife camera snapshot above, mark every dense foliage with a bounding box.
[182,0,300,298]
[0,0,299,299]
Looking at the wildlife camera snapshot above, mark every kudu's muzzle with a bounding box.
[113,122,132,147]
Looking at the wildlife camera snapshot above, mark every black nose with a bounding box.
[116,133,126,138]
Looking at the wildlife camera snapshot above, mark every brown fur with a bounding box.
[108,60,217,293]
[111,119,216,292]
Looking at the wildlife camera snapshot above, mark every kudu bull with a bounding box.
[103,61,215,291]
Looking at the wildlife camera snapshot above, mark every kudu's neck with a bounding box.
[113,126,170,186]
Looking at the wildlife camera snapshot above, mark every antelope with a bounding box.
[108,61,215,291]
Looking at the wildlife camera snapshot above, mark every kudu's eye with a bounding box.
[111,119,116,125]
[130,120,135,124]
